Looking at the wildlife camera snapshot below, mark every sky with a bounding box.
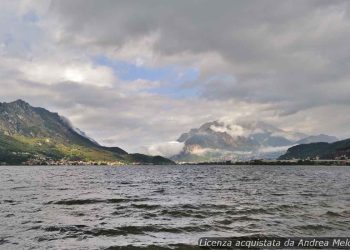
[1,0,350,156]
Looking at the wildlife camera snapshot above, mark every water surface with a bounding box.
[1,165,350,249]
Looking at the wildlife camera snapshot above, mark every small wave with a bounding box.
[11,186,28,190]
[21,220,43,225]
[178,203,229,211]
[181,204,198,209]
[154,188,165,193]
[299,192,317,197]
[226,207,271,215]
[47,198,137,205]
[87,225,213,237]
[0,238,10,246]
[152,181,168,185]
[142,213,158,219]
[35,225,89,240]
[238,177,261,182]
[88,227,140,236]
[197,204,229,210]
[277,204,300,209]
[340,210,350,216]
[214,219,232,225]
[160,209,192,218]
[274,204,302,213]
[42,225,88,232]
[232,215,260,222]
[319,193,333,197]
[71,211,85,217]
[160,205,224,218]
[227,204,301,215]
[271,193,287,196]
[131,204,161,209]
[294,224,333,231]
[2,200,16,204]
[38,224,212,237]
[324,211,344,217]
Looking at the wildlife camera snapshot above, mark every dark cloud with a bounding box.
[48,0,350,113]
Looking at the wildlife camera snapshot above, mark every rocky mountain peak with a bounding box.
[172,119,337,162]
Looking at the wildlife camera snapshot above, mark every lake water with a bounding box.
[1,165,350,249]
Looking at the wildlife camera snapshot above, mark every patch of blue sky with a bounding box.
[94,55,200,98]
[22,11,39,23]
[0,9,42,56]
[148,82,200,98]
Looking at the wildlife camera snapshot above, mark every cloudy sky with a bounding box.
[1,0,350,155]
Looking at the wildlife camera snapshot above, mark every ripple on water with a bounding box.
[0,238,10,245]
[324,211,344,217]
[46,198,147,205]
[131,204,161,209]
[294,224,334,232]
[37,224,214,239]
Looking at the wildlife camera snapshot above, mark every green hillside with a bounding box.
[279,139,350,160]
[0,100,174,165]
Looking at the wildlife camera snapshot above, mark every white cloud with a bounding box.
[19,60,115,87]
[210,123,246,137]
[146,141,184,157]
[258,145,293,154]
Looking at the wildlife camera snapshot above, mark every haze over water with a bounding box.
[1,165,350,249]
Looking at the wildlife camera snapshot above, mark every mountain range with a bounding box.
[1,99,345,165]
[0,100,174,165]
[171,120,338,162]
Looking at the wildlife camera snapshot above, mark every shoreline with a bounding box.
[1,160,350,167]
[179,159,350,166]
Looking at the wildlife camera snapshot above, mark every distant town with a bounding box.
[179,158,350,166]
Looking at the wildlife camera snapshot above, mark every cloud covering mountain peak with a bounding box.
[169,119,337,162]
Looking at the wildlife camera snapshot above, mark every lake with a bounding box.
[1,165,350,249]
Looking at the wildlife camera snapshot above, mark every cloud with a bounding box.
[210,123,246,137]
[19,60,115,87]
[258,145,293,154]
[145,141,184,157]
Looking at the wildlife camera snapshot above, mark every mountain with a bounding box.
[171,120,337,162]
[295,134,338,144]
[279,139,350,160]
[0,100,174,165]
